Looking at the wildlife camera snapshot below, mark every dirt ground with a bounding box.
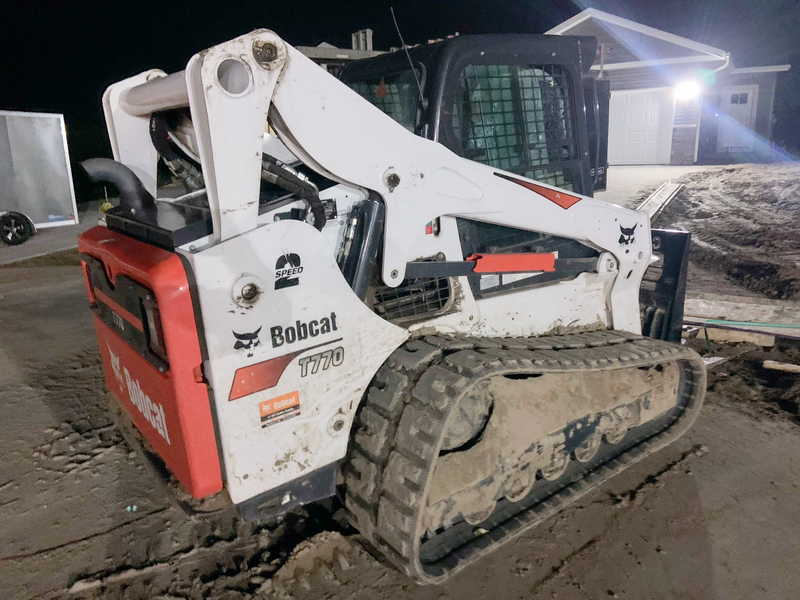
[653,163,800,300]
[1,164,799,600]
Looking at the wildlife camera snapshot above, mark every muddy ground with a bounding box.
[653,163,800,300]
[1,164,799,599]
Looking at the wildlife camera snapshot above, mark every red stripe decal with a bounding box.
[230,353,300,401]
[466,253,556,273]
[494,172,581,209]
[95,288,144,331]
[229,338,342,401]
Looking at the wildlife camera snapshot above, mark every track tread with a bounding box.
[342,342,441,546]
[342,330,706,583]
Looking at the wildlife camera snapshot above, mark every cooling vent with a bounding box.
[373,276,451,322]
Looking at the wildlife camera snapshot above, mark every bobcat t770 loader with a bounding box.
[78,30,706,583]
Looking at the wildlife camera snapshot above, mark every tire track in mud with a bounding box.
[58,511,336,600]
[0,508,170,562]
[0,333,343,599]
[237,441,709,600]
[601,443,708,507]
[521,442,708,597]
[0,345,266,599]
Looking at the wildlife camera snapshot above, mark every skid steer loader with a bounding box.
[78,30,705,583]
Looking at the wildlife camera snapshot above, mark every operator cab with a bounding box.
[339,34,610,197]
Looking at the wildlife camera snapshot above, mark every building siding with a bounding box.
[670,126,697,165]
[697,71,781,161]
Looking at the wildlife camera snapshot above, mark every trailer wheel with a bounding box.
[0,212,34,245]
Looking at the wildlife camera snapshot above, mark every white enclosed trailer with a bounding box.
[0,110,78,244]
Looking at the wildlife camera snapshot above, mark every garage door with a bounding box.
[608,89,675,165]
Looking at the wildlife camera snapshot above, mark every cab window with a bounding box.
[451,64,577,190]
[347,69,420,132]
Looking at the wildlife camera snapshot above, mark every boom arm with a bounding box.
[103,29,650,332]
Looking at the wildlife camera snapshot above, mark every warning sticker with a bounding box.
[375,78,388,98]
[259,391,300,428]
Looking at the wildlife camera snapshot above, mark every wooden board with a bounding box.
[637,182,684,222]
[684,293,800,340]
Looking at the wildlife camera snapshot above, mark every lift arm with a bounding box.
[102,29,650,332]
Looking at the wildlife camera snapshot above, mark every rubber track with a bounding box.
[342,330,706,584]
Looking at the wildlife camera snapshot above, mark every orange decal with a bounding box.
[229,338,342,401]
[259,391,300,428]
[375,78,388,98]
[229,352,299,401]
[494,172,581,209]
[466,253,556,273]
[81,261,97,306]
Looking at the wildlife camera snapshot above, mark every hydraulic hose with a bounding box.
[261,156,326,231]
[149,113,204,191]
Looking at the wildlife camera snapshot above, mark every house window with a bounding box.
[730,92,749,105]
[451,64,577,190]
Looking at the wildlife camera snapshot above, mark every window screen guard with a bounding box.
[347,69,421,132]
[452,64,579,190]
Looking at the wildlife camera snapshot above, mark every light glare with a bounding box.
[675,80,700,99]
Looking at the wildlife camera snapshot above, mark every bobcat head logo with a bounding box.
[108,344,123,384]
[233,327,262,357]
[618,224,636,246]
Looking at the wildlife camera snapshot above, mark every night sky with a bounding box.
[1,0,798,159]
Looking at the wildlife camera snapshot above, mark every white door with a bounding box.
[608,88,675,165]
[717,85,759,153]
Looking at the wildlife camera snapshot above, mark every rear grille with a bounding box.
[373,276,451,322]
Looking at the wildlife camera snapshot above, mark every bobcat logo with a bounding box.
[108,344,123,384]
[618,224,636,246]
[233,327,262,357]
[275,253,303,290]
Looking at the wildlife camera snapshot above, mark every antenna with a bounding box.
[390,6,425,105]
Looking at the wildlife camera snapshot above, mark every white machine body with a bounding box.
[96,30,650,505]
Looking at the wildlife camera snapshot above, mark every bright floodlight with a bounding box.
[675,80,700,99]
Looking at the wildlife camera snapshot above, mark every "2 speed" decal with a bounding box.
[298,346,344,377]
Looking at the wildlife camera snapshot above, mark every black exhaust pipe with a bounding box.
[81,158,156,214]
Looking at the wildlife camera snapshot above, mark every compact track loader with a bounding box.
[78,30,705,583]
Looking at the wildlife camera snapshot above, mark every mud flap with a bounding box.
[640,229,691,342]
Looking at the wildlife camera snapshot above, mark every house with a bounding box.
[547,9,791,165]
[296,29,382,77]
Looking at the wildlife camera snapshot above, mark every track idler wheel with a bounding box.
[505,466,537,503]
[540,451,570,481]
[464,500,497,525]
[605,426,628,445]
[574,433,602,462]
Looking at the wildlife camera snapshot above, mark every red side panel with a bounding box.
[79,226,222,498]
